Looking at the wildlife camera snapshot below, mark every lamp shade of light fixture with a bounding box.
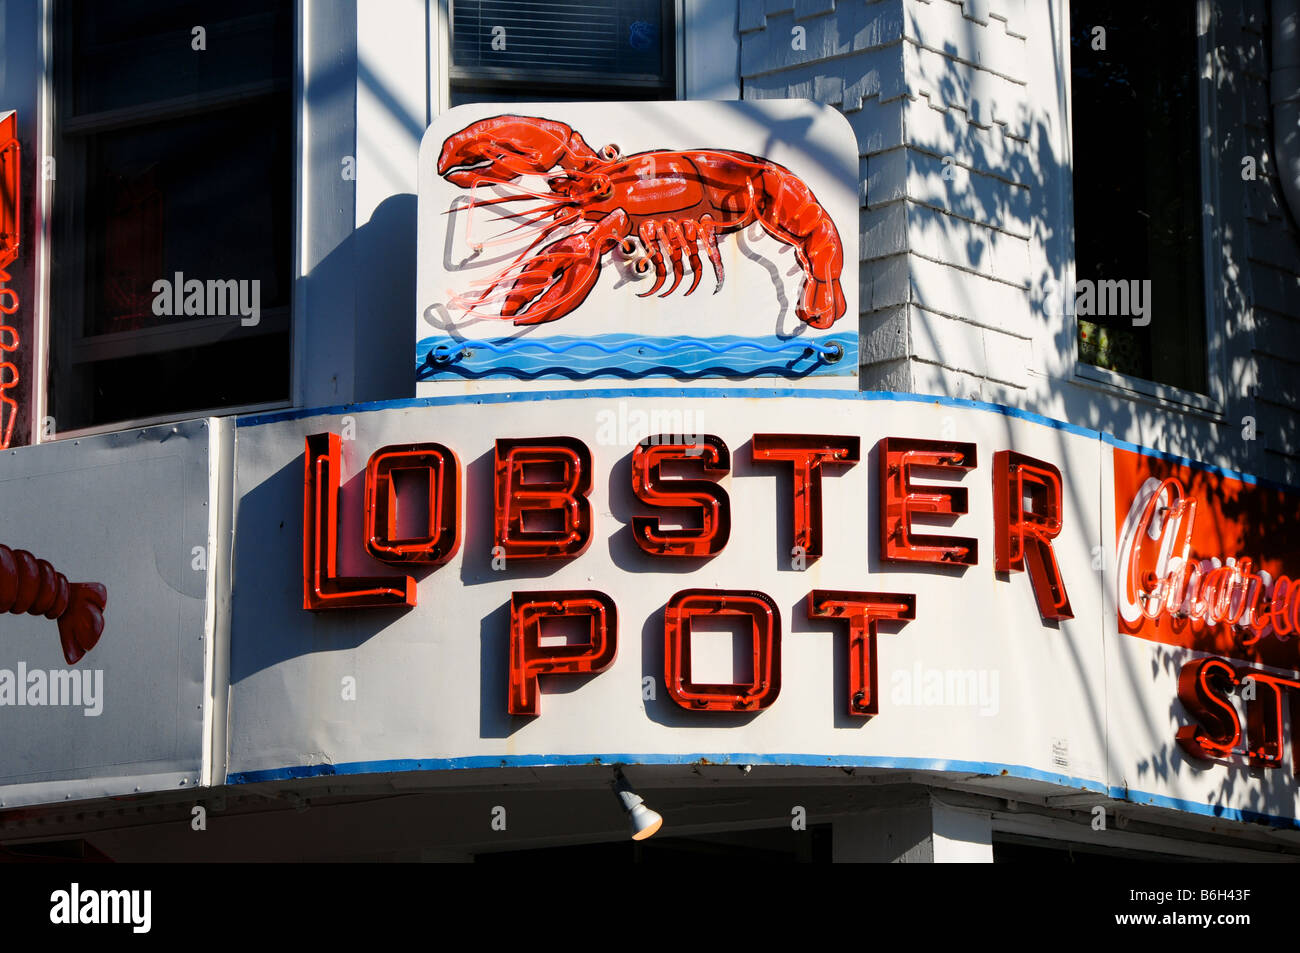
[613,771,663,840]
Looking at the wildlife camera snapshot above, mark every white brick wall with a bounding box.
[740,0,1300,484]
[741,0,1035,397]
[1234,0,1300,482]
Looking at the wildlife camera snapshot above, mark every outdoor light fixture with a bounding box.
[612,770,662,841]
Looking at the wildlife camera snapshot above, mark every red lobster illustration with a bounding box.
[436,115,846,329]
[0,545,106,664]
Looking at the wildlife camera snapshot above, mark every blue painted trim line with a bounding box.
[225,754,1300,828]
[236,386,1102,441]
[1099,433,1260,486]
[227,752,1105,794]
[235,387,1300,493]
[1106,785,1300,830]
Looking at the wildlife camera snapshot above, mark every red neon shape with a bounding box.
[751,434,859,561]
[1240,671,1300,769]
[0,112,17,269]
[631,434,730,557]
[494,437,593,559]
[1270,575,1297,637]
[0,110,21,450]
[508,590,617,716]
[807,589,916,717]
[0,544,105,665]
[878,437,977,566]
[993,450,1073,621]
[1174,656,1242,762]
[664,589,781,712]
[303,433,415,611]
[364,443,461,565]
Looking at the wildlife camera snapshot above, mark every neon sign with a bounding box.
[1117,476,1296,644]
[301,430,1073,716]
[1175,655,1300,770]
[1113,454,1300,773]
[0,110,21,450]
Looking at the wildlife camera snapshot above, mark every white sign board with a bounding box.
[416,101,860,386]
[228,393,1108,796]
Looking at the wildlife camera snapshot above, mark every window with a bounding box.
[50,0,293,433]
[1069,1,1207,395]
[449,0,676,106]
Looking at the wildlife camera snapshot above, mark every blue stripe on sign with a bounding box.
[226,752,1107,796]
[226,755,1300,828]
[236,386,1100,439]
[1098,432,1300,494]
[234,387,1299,493]
[1104,785,1300,830]
[228,753,1300,828]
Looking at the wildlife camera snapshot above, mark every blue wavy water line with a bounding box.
[416,333,857,381]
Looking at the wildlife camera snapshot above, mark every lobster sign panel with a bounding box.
[416,100,859,387]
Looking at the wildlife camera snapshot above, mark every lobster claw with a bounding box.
[501,232,603,326]
[499,210,629,325]
[57,582,106,666]
[437,116,581,187]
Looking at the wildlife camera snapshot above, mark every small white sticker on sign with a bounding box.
[1052,739,1070,769]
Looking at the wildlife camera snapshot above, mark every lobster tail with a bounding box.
[754,167,846,329]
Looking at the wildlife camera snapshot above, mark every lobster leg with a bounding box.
[501,209,631,325]
[658,221,687,298]
[698,216,724,294]
[0,544,106,665]
[681,221,704,297]
[636,220,667,297]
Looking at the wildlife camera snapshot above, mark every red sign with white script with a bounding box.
[1114,446,1300,670]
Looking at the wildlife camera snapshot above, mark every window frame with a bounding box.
[447,0,677,96]
[1062,0,1227,418]
[435,0,687,114]
[35,0,298,442]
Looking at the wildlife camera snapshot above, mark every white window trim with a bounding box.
[30,0,55,445]
[1061,0,1228,421]
[432,0,694,112]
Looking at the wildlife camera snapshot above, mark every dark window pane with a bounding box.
[452,0,668,80]
[51,0,293,432]
[1070,1,1206,393]
[81,102,292,337]
[449,83,672,106]
[80,333,290,427]
[67,1,292,116]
